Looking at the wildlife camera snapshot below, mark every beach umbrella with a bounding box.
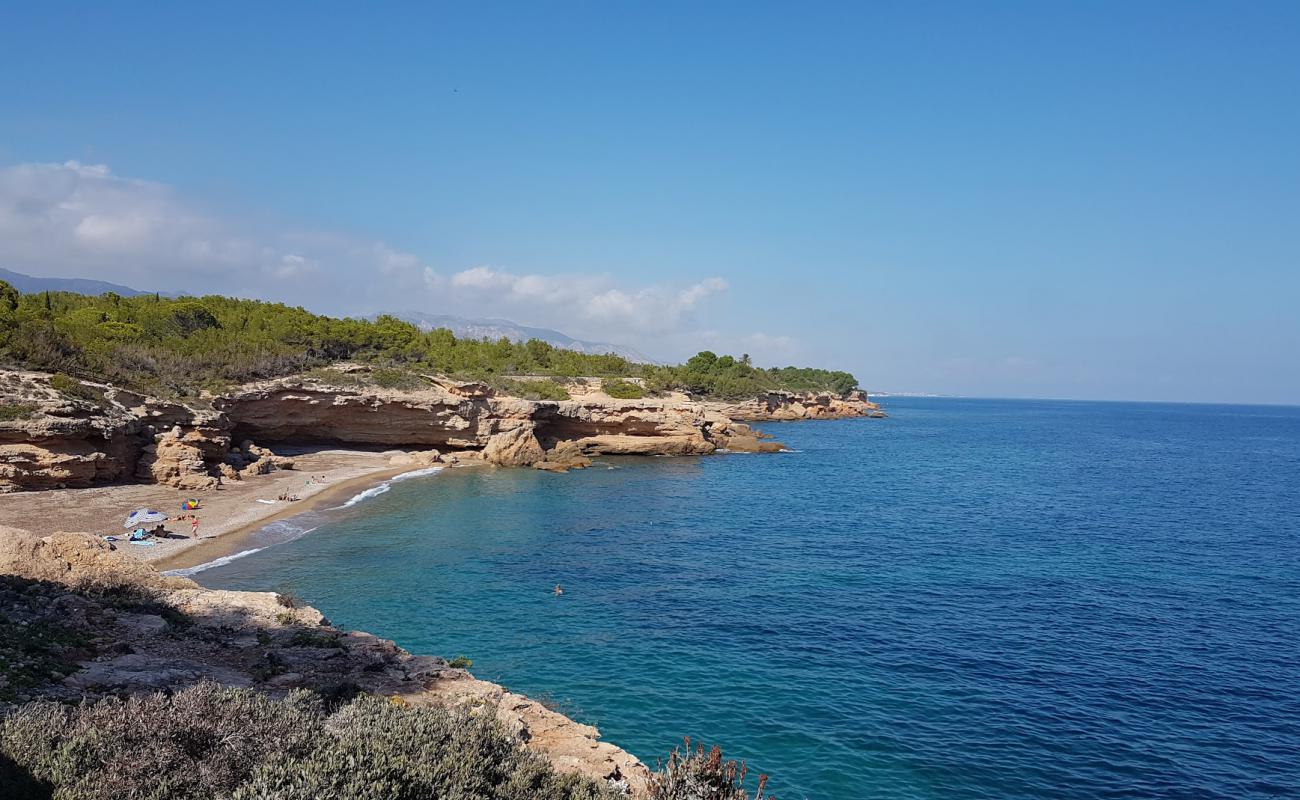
[123,509,168,529]
[181,499,201,510]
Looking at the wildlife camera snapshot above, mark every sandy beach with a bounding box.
[0,447,420,569]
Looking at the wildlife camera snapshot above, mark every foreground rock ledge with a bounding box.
[0,526,647,791]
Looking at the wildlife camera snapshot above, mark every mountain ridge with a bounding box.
[0,267,151,297]
[390,310,658,363]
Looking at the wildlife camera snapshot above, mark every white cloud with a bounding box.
[0,160,435,310]
[692,330,802,366]
[446,266,728,335]
[0,159,732,351]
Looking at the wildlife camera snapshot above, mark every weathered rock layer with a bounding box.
[1,367,882,491]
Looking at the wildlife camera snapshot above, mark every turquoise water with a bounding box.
[195,398,1300,799]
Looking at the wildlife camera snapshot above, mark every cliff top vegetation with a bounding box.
[0,281,857,400]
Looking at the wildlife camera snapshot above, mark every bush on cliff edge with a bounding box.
[0,683,778,800]
[601,378,646,399]
[0,683,616,800]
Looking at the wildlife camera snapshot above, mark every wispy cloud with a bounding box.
[0,160,736,353]
[446,266,728,335]
[0,160,435,308]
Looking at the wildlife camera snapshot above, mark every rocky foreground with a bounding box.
[0,526,648,790]
[0,366,883,492]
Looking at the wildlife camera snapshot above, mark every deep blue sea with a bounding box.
[195,398,1300,799]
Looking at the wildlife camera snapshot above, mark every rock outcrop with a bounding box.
[212,375,771,467]
[0,366,882,491]
[135,426,228,490]
[0,371,141,491]
[0,371,299,492]
[716,389,885,420]
[482,423,548,466]
[0,526,194,593]
[0,526,647,791]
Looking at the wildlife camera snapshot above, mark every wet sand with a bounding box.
[0,448,411,567]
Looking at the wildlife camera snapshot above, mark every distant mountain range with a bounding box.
[0,268,656,364]
[390,311,657,363]
[0,267,151,297]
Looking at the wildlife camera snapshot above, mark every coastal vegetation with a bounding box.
[1,686,773,800]
[0,403,36,422]
[0,281,858,400]
[601,377,646,400]
[646,352,857,400]
[0,684,618,800]
[491,378,572,401]
[1,685,772,800]
[0,570,777,799]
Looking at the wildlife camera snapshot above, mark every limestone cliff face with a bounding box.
[1,371,142,491]
[0,527,647,790]
[214,376,776,468]
[0,367,882,490]
[0,370,232,492]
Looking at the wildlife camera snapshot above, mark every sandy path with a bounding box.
[0,448,405,566]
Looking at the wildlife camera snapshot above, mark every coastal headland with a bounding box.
[0,364,882,791]
[0,525,649,790]
[0,365,880,554]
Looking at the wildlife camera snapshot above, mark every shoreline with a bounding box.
[153,463,417,573]
[0,447,426,570]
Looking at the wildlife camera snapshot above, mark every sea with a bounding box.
[191,397,1300,800]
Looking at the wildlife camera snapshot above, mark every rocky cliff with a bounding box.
[0,367,882,492]
[0,526,646,790]
[0,370,222,492]
[715,389,885,421]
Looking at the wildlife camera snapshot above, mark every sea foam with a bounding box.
[336,483,391,508]
[164,547,263,577]
[336,465,444,508]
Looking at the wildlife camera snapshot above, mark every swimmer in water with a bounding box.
[553,584,564,596]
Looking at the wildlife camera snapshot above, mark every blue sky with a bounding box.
[2,2,1297,403]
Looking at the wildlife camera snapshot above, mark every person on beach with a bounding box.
[191,516,200,538]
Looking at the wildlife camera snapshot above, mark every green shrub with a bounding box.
[0,683,619,800]
[643,352,858,400]
[370,367,422,390]
[0,285,857,400]
[0,683,321,799]
[495,378,570,401]
[0,404,36,422]
[602,378,645,399]
[48,373,98,400]
[648,739,772,800]
[94,320,144,341]
[0,616,92,701]
[447,655,473,669]
[238,696,613,800]
[288,630,343,649]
